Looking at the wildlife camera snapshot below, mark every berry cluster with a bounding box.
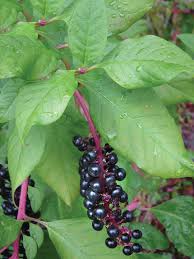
[0,164,40,259]
[73,136,143,256]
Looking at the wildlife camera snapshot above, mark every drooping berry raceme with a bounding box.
[0,163,40,259]
[73,136,143,256]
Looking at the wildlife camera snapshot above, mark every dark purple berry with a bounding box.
[94,206,106,219]
[80,180,90,190]
[120,192,128,203]
[80,189,86,197]
[87,209,95,220]
[84,172,93,182]
[107,225,120,238]
[121,233,131,243]
[111,186,122,198]
[104,143,113,153]
[123,211,134,222]
[108,153,118,165]
[132,243,142,253]
[105,175,116,187]
[90,179,102,193]
[86,188,100,202]
[132,230,142,239]
[92,219,104,231]
[123,246,133,256]
[88,164,101,177]
[105,238,117,248]
[79,157,89,168]
[85,151,97,162]
[73,136,83,147]
[83,199,95,209]
[116,168,126,181]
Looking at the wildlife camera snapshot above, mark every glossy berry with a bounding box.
[85,151,97,162]
[86,188,100,202]
[80,189,86,197]
[73,135,83,147]
[120,192,128,203]
[105,238,117,249]
[132,243,142,253]
[83,199,95,209]
[123,211,134,222]
[92,219,104,231]
[79,157,89,168]
[123,246,133,256]
[108,153,118,165]
[87,209,95,220]
[107,225,120,238]
[94,206,106,219]
[80,180,90,190]
[90,179,102,193]
[88,164,101,177]
[121,233,131,243]
[116,168,126,181]
[111,186,122,198]
[105,175,116,187]
[84,172,93,182]
[132,230,142,239]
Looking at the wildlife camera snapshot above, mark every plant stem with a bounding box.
[74,90,105,188]
[10,178,29,259]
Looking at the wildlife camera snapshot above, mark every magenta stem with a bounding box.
[9,178,29,259]
[74,90,105,187]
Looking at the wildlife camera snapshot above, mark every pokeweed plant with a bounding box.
[0,0,194,258]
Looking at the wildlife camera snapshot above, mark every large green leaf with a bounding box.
[151,196,194,256]
[47,218,168,259]
[105,0,154,35]
[99,35,194,89]
[8,126,46,193]
[131,223,169,250]
[0,78,24,123]
[30,223,44,248]
[0,214,22,249]
[16,70,77,140]
[31,0,73,20]
[68,0,107,66]
[23,235,38,259]
[0,0,21,31]
[81,70,194,178]
[0,34,57,80]
[154,79,194,105]
[35,102,89,205]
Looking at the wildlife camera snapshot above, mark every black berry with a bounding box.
[105,238,117,248]
[132,243,142,253]
[92,219,104,231]
[132,230,142,239]
[123,246,133,256]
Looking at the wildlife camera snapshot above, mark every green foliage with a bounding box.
[151,196,194,256]
[0,0,194,258]
[0,214,22,248]
[81,70,194,178]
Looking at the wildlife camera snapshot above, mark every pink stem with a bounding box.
[74,90,105,187]
[9,178,29,259]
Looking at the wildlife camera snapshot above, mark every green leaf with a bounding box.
[16,70,77,140]
[151,196,194,256]
[28,186,44,213]
[0,214,22,249]
[35,102,89,205]
[178,33,194,56]
[100,35,194,89]
[30,223,44,248]
[8,126,46,194]
[31,0,73,20]
[81,70,194,178]
[131,223,169,250]
[23,235,38,259]
[9,22,38,40]
[68,0,107,66]
[0,78,24,123]
[154,79,194,105]
[0,0,21,30]
[47,218,170,259]
[35,233,60,259]
[105,0,154,34]
[0,34,57,80]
